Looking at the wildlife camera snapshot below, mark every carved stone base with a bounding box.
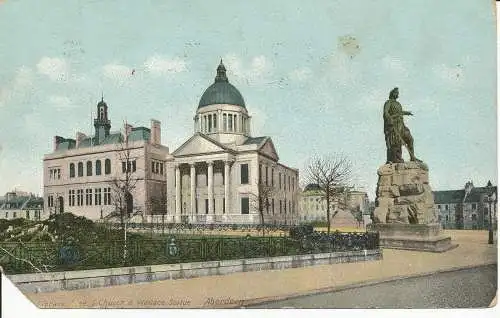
[366,223,458,253]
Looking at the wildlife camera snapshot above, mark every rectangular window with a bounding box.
[95,188,102,206]
[13,212,16,218]
[445,205,449,210]
[437,205,441,210]
[271,169,274,187]
[151,161,155,173]
[223,198,225,214]
[265,166,268,185]
[5,212,7,218]
[280,200,282,214]
[241,197,249,214]
[279,173,282,189]
[259,164,262,184]
[103,188,111,205]
[26,210,30,219]
[160,163,164,175]
[240,164,249,184]
[272,198,275,214]
[132,160,136,172]
[223,114,227,131]
[472,203,477,210]
[205,199,209,214]
[228,114,233,132]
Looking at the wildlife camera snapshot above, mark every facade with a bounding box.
[165,61,300,225]
[299,184,368,227]
[43,99,171,221]
[433,180,497,230]
[0,191,44,220]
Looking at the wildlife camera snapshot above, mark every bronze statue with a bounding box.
[383,88,420,163]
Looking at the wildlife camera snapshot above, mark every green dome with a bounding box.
[198,61,246,109]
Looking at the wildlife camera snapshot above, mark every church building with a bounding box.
[166,61,300,225]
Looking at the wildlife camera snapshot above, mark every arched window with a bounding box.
[105,159,111,174]
[69,163,75,178]
[99,107,104,119]
[95,160,102,175]
[86,161,93,176]
[77,162,83,177]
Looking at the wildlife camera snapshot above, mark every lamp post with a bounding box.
[486,184,495,245]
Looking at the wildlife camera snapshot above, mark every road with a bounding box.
[249,264,497,309]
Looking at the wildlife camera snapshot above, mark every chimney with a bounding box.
[151,119,161,145]
[53,136,65,151]
[75,132,87,148]
[123,123,133,141]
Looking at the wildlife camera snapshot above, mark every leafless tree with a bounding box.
[250,180,275,236]
[305,154,353,234]
[105,124,143,263]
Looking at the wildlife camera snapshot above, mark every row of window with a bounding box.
[3,210,41,220]
[197,112,249,134]
[258,164,296,191]
[69,159,112,178]
[437,203,477,211]
[122,160,137,173]
[68,188,112,207]
[48,168,61,180]
[152,160,164,175]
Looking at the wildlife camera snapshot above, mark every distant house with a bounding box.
[433,180,497,230]
[299,183,369,228]
[0,191,44,221]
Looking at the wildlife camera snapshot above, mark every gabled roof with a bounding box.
[172,133,235,157]
[243,136,268,146]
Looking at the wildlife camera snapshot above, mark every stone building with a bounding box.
[43,98,171,221]
[433,180,497,230]
[166,61,300,225]
[299,183,368,227]
[0,191,44,220]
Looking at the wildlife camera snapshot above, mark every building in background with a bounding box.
[166,61,299,225]
[43,98,171,221]
[433,180,497,230]
[0,191,44,220]
[299,183,369,228]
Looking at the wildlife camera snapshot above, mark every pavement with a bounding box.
[22,230,498,309]
[250,264,497,308]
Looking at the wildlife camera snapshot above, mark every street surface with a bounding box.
[249,265,497,309]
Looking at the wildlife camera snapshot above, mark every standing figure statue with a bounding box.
[383,87,421,163]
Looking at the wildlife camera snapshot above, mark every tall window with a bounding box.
[272,198,275,214]
[77,190,83,206]
[259,164,262,184]
[103,188,111,205]
[86,161,92,176]
[105,159,111,174]
[69,190,75,207]
[241,197,249,214]
[95,160,102,175]
[213,114,217,131]
[208,114,212,132]
[223,198,225,214]
[26,210,30,219]
[205,199,209,214]
[223,114,227,131]
[85,189,93,205]
[69,163,75,178]
[279,173,282,189]
[78,162,83,177]
[271,169,274,187]
[228,114,233,132]
[265,166,269,185]
[159,163,163,175]
[95,188,102,205]
[240,164,249,184]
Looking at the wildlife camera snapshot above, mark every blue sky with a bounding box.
[0,0,496,200]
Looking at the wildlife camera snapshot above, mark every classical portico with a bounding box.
[173,156,234,223]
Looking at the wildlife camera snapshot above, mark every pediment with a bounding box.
[259,139,279,161]
[172,133,228,157]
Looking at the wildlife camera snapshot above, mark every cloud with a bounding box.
[48,95,75,110]
[143,55,187,75]
[0,66,34,108]
[222,54,274,85]
[36,57,70,81]
[288,67,312,82]
[102,63,133,83]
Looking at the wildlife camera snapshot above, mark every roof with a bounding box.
[433,190,464,204]
[242,136,268,146]
[304,183,322,192]
[0,195,43,210]
[198,61,246,109]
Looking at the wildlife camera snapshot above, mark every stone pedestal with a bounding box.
[369,162,457,252]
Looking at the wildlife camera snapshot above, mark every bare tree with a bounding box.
[250,180,275,236]
[105,124,143,263]
[305,154,352,234]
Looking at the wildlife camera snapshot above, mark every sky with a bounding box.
[0,0,497,200]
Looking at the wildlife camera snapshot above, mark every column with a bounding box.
[175,164,181,218]
[190,163,196,215]
[224,160,230,215]
[217,109,222,133]
[207,161,214,216]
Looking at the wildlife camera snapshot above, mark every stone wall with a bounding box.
[9,249,382,294]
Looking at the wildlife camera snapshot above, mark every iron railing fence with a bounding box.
[0,232,379,275]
